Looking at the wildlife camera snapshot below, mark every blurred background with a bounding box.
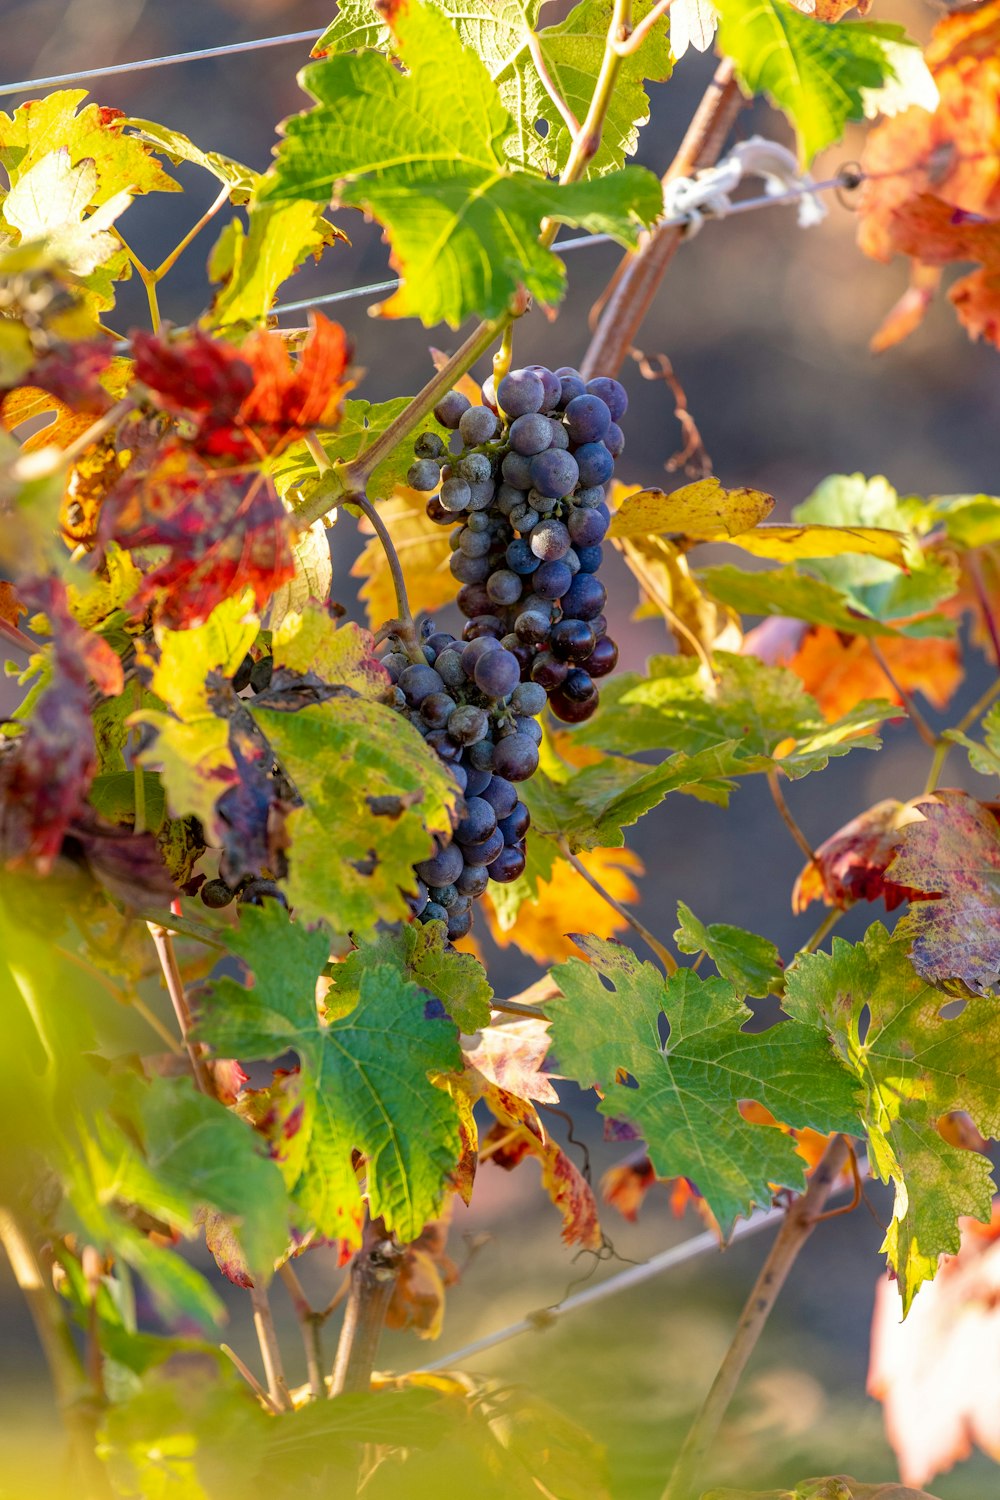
[2,0,999,1494]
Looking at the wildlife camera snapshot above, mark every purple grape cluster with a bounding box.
[387,361,624,940]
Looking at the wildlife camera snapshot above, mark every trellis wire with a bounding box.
[271,177,847,320]
[410,1204,781,1375]
[0,31,322,99]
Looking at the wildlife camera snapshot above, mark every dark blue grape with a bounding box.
[409,879,430,917]
[458,451,493,484]
[548,688,598,723]
[529,448,579,500]
[562,667,596,702]
[425,730,461,761]
[461,635,500,675]
[462,762,492,797]
[574,442,615,488]
[434,390,471,428]
[497,368,545,417]
[474,647,521,698]
[429,883,460,908]
[449,762,469,794]
[481,776,518,819]
[567,505,609,546]
[456,796,498,846]
[426,495,452,525]
[380,651,408,682]
[575,544,604,574]
[501,450,533,488]
[576,486,606,508]
[506,538,540,575]
[550,618,597,662]
[399,664,445,706]
[422,901,449,924]
[530,518,571,560]
[459,527,492,558]
[511,680,547,716]
[451,551,490,584]
[585,635,618,677]
[416,842,464,886]
[556,370,586,406]
[547,419,570,450]
[462,615,503,640]
[562,573,607,620]
[530,651,568,688]
[467,738,495,772]
[492,734,538,782]
[421,691,456,728]
[459,406,499,446]
[585,376,628,421]
[461,826,505,867]
[448,704,489,744]
[497,482,527,516]
[447,905,473,940]
[514,609,550,643]
[508,413,553,456]
[565,393,611,443]
[509,504,540,534]
[415,431,445,459]
[407,458,440,490]
[467,480,496,511]
[456,863,489,898]
[487,844,526,883]
[533,559,572,600]
[527,365,561,410]
[486,570,523,607]
[440,477,472,512]
[604,422,625,458]
[513,715,543,745]
[498,801,530,843]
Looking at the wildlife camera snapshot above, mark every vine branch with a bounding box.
[868,639,937,748]
[558,837,678,973]
[330,1220,406,1396]
[661,1133,852,1500]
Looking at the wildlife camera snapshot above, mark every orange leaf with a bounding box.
[0,581,25,628]
[481,847,644,965]
[787,626,962,722]
[869,1199,1000,1489]
[464,1018,558,1104]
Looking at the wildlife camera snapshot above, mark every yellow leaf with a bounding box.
[351,486,452,628]
[609,476,774,540]
[482,846,644,965]
[726,522,908,566]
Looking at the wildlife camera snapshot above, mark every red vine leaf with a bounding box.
[792,798,926,914]
[104,449,295,628]
[889,790,1000,996]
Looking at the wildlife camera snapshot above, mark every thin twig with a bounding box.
[220,1343,282,1413]
[611,0,672,55]
[250,1281,294,1411]
[558,838,677,973]
[154,183,231,281]
[868,639,937,748]
[329,1221,406,1396]
[146,923,216,1094]
[134,907,230,948]
[582,57,742,379]
[766,771,817,866]
[114,234,160,331]
[491,998,552,1019]
[660,1134,852,1500]
[279,1261,326,1399]
[802,907,843,956]
[353,493,416,639]
[0,616,35,656]
[953,673,1000,737]
[526,28,579,134]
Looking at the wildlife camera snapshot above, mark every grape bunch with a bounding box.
[379,362,624,941]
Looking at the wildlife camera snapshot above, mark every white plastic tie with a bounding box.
[660,134,827,237]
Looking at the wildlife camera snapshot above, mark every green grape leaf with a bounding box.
[887,790,1000,998]
[0,90,180,202]
[88,770,166,831]
[196,903,462,1244]
[674,903,784,998]
[573,652,892,779]
[784,924,1000,1309]
[699,563,905,637]
[946,701,1000,779]
[793,473,960,622]
[334,919,493,1033]
[316,0,672,179]
[208,198,344,329]
[550,937,859,1231]
[714,0,908,165]
[271,605,388,701]
[124,118,258,200]
[132,596,258,841]
[250,695,459,935]
[260,1,662,326]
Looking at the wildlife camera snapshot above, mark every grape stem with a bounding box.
[660,1134,851,1500]
[868,639,937,749]
[766,771,818,868]
[611,0,673,55]
[557,837,678,974]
